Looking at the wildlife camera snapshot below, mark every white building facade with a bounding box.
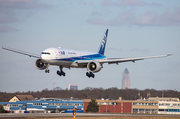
[158,101,180,114]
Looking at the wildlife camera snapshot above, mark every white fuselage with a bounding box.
[41,47,106,68]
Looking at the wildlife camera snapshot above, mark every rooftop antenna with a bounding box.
[162,91,164,97]
[138,91,140,99]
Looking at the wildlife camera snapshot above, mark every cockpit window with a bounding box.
[41,52,50,55]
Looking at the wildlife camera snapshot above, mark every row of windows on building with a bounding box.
[133,108,157,113]
[48,103,83,106]
[3,103,83,107]
[132,102,158,106]
[133,102,180,106]
[159,103,180,106]
[97,102,118,105]
[10,104,19,107]
[33,103,42,106]
[159,109,180,112]
[3,104,26,107]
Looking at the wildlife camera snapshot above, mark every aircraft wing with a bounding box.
[75,54,171,66]
[2,46,40,58]
[99,54,172,64]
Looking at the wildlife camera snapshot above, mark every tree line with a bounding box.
[0,87,180,102]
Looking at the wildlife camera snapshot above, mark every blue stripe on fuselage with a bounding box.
[53,54,106,62]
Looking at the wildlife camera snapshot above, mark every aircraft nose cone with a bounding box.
[41,54,49,63]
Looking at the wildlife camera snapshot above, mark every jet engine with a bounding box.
[87,60,102,73]
[35,59,47,70]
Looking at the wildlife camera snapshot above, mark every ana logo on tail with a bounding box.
[98,29,108,55]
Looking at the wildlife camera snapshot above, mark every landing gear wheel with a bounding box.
[86,72,95,78]
[57,70,59,74]
[86,72,88,75]
[62,72,65,76]
[92,73,95,78]
[57,70,61,76]
[86,72,89,77]
[45,69,49,73]
[57,70,65,77]
[90,72,95,78]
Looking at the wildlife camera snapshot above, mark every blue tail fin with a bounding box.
[98,29,109,55]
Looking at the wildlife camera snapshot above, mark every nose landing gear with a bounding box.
[45,69,50,73]
[45,64,50,73]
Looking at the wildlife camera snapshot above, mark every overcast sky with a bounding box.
[0,0,180,92]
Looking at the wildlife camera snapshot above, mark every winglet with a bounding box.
[98,29,109,55]
[167,54,173,56]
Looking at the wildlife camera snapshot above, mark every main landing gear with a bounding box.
[57,66,65,76]
[86,72,95,78]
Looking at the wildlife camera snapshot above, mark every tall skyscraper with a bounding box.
[122,68,131,89]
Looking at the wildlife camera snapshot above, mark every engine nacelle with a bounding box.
[87,60,102,73]
[35,59,47,70]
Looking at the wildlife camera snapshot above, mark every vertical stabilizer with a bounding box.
[98,29,109,55]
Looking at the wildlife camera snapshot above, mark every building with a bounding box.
[68,84,78,90]
[9,95,35,102]
[54,87,62,90]
[158,101,180,114]
[122,68,130,89]
[148,97,179,101]
[83,98,132,113]
[1,97,180,114]
[84,97,180,114]
[148,97,180,114]
[132,100,158,113]
[84,98,158,114]
[0,98,84,113]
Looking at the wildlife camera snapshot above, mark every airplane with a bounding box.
[2,29,171,78]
